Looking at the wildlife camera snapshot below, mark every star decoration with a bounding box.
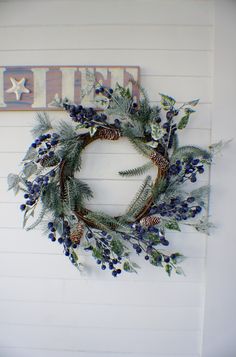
[6,77,30,101]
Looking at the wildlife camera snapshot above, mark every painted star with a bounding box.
[6,77,30,101]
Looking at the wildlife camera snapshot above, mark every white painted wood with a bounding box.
[0,0,213,26]
[0,50,212,77]
[0,0,214,355]
[0,301,201,330]
[0,325,201,354]
[0,26,212,51]
[202,1,236,356]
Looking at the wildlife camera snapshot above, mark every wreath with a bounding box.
[8,82,222,277]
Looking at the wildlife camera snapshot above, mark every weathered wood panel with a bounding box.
[0,66,139,110]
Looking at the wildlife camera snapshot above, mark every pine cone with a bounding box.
[140,216,161,227]
[150,152,169,171]
[70,223,84,244]
[98,128,120,140]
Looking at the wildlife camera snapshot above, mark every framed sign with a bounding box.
[0,66,140,111]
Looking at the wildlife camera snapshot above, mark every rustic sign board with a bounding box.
[0,66,140,111]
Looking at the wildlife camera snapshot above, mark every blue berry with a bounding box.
[164,256,170,263]
[20,204,26,211]
[24,193,29,199]
[101,265,106,270]
[145,255,149,260]
[58,237,64,244]
[31,143,37,148]
[112,270,117,277]
[48,222,54,229]
[48,233,55,240]
[161,239,169,246]
[97,259,102,265]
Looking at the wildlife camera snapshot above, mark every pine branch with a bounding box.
[31,112,52,138]
[123,129,152,157]
[119,162,153,177]
[152,177,167,201]
[85,211,131,233]
[170,145,212,163]
[67,178,93,210]
[126,176,152,217]
[57,121,77,141]
[58,139,83,173]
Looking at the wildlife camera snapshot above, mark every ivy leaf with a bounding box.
[23,146,37,161]
[123,261,137,273]
[151,123,165,141]
[7,173,20,190]
[89,126,97,137]
[165,264,172,277]
[23,162,37,178]
[92,247,103,260]
[178,114,190,130]
[171,252,185,264]
[187,99,199,107]
[164,220,181,232]
[110,239,124,256]
[184,107,195,114]
[159,93,176,109]
[175,266,185,275]
[146,140,159,148]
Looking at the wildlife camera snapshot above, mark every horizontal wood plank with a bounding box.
[0,276,204,307]
[0,50,213,77]
[0,0,213,26]
[0,325,201,354]
[0,26,213,51]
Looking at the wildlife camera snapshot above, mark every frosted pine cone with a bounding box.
[150,152,169,171]
[98,128,120,140]
[140,216,161,227]
[70,223,84,244]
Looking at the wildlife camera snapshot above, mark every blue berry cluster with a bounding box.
[19,169,57,212]
[32,133,60,166]
[168,158,205,183]
[84,230,123,277]
[149,196,202,221]
[63,103,109,128]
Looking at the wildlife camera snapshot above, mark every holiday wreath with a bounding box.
[8,81,223,277]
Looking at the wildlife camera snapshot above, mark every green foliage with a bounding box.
[58,139,83,174]
[170,252,185,264]
[66,177,93,210]
[123,261,138,273]
[152,178,167,201]
[178,114,190,130]
[23,162,37,178]
[150,251,163,267]
[31,112,52,138]
[190,185,210,208]
[119,162,153,177]
[41,182,65,216]
[125,132,152,158]
[209,139,232,156]
[57,121,77,141]
[126,176,152,217]
[165,264,172,276]
[159,93,176,110]
[110,239,124,256]
[164,219,181,232]
[85,211,131,233]
[7,173,20,190]
[26,208,47,231]
[170,145,212,163]
[23,146,37,161]
[92,247,103,260]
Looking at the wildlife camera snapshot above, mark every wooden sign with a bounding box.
[0,66,140,111]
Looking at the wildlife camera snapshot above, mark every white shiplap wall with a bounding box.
[0,1,213,356]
